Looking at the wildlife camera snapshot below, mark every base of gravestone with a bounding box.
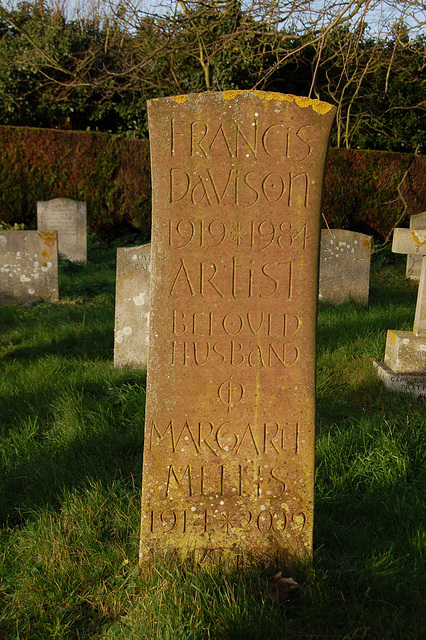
[373,360,426,397]
[138,544,310,575]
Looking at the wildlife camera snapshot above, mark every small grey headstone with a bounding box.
[406,212,426,280]
[114,244,151,369]
[37,198,87,262]
[319,229,373,305]
[0,230,59,305]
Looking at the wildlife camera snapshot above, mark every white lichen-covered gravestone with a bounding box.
[0,230,59,305]
[318,230,373,305]
[374,227,426,396]
[406,212,426,280]
[114,244,151,369]
[37,198,87,263]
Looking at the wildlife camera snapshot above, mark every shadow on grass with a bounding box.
[0,362,146,528]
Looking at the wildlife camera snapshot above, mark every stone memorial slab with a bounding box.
[114,243,151,369]
[37,198,87,262]
[373,361,426,397]
[318,229,373,305]
[375,227,426,393]
[139,91,335,567]
[406,212,426,280]
[0,230,58,305]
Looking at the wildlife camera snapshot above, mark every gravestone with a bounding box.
[114,244,151,369]
[374,227,426,396]
[37,198,87,262]
[139,90,335,567]
[318,229,373,305]
[0,230,59,305]
[406,212,426,280]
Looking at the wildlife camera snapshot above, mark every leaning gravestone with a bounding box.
[37,198,87,262]
[139,91,335,567]
[318,229,373,305]
[114,244,151,369]
[0,230,59,305]
[374,227,426,396]
[406,212,426,280]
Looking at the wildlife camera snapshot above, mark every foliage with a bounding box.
[323,149,426,241]
[0,1,424,151]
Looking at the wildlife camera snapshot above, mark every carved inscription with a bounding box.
[140,91,335,564]
[167,219,309,250]
[150,507,307,535]
[170,118,312,161]
[149,419,302,455]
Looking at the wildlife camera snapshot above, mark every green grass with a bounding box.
[0,247,425,639]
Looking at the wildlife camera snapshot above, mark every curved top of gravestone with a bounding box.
[37,197,86,207]
[149,90,334,115]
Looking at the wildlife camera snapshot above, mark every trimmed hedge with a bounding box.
[0,126,424,243]
[0,126,151,241]
[324,149,426,242]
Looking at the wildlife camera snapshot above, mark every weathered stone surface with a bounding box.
[37,198,87,262]
[406,212,426,280]
[114,244,151,369]
[384,329,426,373]
[373,361,426,397]
[0,230,58,305]
[318,230,372,305]
[140,91,335,566]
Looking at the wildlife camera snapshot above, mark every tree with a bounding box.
[0,0,424,150]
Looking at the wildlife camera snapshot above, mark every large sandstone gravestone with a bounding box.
[37,198,87,262]
[114,244,151,369]
[318,229,373,305]
[374,227,426,396]
[139,91,335,567]
[406,212,426,280]
[0,230,58,305]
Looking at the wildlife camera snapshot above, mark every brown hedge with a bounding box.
[0,125,151,240]
[323,149,426,242]
[0,126,424,243]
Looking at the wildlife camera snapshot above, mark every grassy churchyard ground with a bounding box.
[0,238,424,640]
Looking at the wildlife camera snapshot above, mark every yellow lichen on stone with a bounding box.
[222,89,332,113]
[171,95,188,104]
[310,99,333,114]
[410,230,426,246]
[361,234,373,256]
[255,91,293,103]
[37,231,57,247]
[223,90,242,100]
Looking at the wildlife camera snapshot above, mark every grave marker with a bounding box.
[406,212,426,280]
[114,244,151,369]
[37,198,87,262]
[0,230,58,305]
[140,91,335,566]
[318,230,373,305]
[374,227,426,396]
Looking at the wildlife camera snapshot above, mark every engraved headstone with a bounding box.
[318,230,373,305]
[0,230,58,305]
[374,227,426,396]
[37,198,87,262]
[114,244,151,369]
[406,212,426,280]
[140,91,335,566]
